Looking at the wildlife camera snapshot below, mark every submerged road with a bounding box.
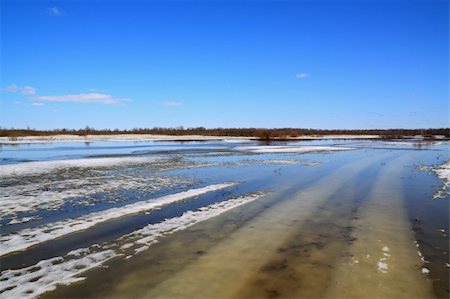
[40,147,448,299]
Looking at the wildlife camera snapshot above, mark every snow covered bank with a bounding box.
[0,183,237,257]
[234,145,354,154]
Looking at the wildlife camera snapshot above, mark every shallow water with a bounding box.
[0,139,448,298]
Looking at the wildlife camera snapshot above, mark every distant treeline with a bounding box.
[1,127,448,140]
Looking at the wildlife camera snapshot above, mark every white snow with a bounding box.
[420,160,450,199]
[119,243,134,250]
[0,134,387,145]
[0,249,118,299]
[0,134,255,144]
[66,248,91,257]
[0,156,161,177]
[293,135,381,139]
[120,191,267,251]
[433,160,450,198]
[377,261,388,273]
[234,145,354,154]
[259,159,300,165]
[0,191,267,298]
[1,174,193,218]
[227,159,301,166]
[222,139,254,143]
[8,216,42,225]
[0,183,237,257]
[376,245,391,274]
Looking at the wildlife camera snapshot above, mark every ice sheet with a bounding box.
[0,191,267,298]
[234,145,354,153]
[0,183,237,256]
[0,156,160,177]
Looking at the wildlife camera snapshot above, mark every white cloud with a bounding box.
[295,73,309,79]
[4,85,17,93]
[161,101,183,107]
[4,85,37,95]
[30,102,45,107]
[13,101,22,105]
[49,7,62,16]
[32,93,126,105]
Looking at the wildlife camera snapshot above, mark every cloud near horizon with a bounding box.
[32,93,126,105]
[161,101,183,107]
[4,84,37,95]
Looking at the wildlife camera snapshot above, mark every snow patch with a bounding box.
[0,183,237,257]
[120,192,267,250]
[377,245,391,274]
[0,156,160,177]
[0,249,117,299]
[0,191,267,298]
[0,134,256,145]
[377,261,388,273]
[419,160,450,199]
[8,216,42,225]
[1,173,193,218]
[234,145,354,154]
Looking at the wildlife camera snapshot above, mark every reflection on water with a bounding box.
[0,140,448,298]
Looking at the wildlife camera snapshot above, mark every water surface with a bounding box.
[0,139,448,298]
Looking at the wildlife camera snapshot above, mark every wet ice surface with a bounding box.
[0,192,268,298]
[0,139,449,298]
[418,160,450,199]
[0,183,237,256]
[0,157,206,223]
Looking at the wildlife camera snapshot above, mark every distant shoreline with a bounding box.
[1,133,448,145]
[1,127,448,140]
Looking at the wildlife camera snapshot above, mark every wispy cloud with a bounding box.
[87,88,107,93]
[4,84,37,95]
[48,7,63,16]
[295,73,309,79]
[161,101,183,107]
[32,93,126,105]
[13,101,22,105]
[30,102,45,106]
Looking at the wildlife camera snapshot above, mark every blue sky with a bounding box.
[1,0,448,130]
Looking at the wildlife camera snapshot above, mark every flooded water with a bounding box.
[0,139,448,298]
